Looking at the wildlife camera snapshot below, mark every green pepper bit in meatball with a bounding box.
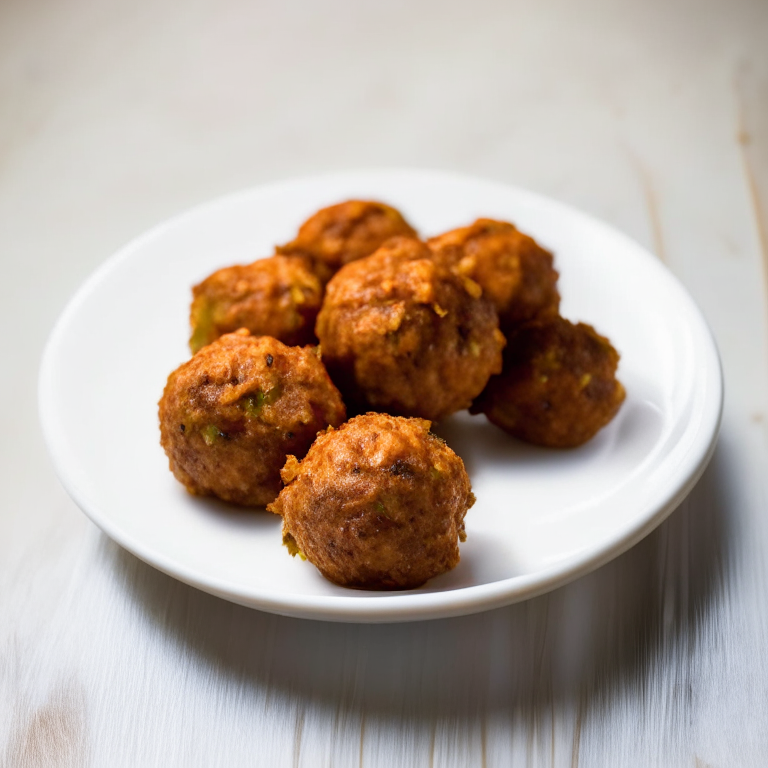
[159,330,346,506]
[189,254,323,353]
[276,199,418,282]
[316,236,506,422]
[428,218,560,333]
[268,413,475,590]
[471,317,625,448]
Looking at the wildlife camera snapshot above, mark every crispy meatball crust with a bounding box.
[268,413,475,590]
[276,200,418,281]
[316,237,506,422]
[189,255,323,353]
[471,318,625,448]
[428,218,560,332]
[159,330,346,506]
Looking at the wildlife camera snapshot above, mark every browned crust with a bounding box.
[277,199,418,280]
[428,218,560,332]
[269,413,474,590]
[189,255,323,353]
[316,237,505,421]
[471,317,625,448]
[159,331,346,505]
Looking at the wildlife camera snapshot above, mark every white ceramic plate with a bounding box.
[39,169,723,623]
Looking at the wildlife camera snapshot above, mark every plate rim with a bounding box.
[38,167,724,623]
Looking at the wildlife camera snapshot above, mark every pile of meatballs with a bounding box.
[159,200,625,590]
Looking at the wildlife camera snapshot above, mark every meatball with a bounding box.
[277,199,418,281]
[189,255,323,353]
[316,237,506,422]
[428,218,559,332]
[268,413,474,590]
[159,330,346,506]
[471,317,625,448]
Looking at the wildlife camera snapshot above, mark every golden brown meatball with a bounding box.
[189,255,323,353]
[428,218,559,332]
[268,413,474,590]
[276,199,418,281]
[316,237,506,422]
[159,330,346,506]
[471,317,625,448]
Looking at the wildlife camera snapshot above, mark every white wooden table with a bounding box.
[2,0,767,765]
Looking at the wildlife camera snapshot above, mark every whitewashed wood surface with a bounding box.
[2,0,767,765]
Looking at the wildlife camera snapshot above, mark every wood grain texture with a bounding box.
[2,0,768,765]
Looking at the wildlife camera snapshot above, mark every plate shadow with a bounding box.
[106,442,732,722]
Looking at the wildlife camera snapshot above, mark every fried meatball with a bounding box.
[268,413,474,590]
[189,255,323,353]
[315,237,506,422]
[276,200,418,281]
[471,317,625,448]
[159,330,346,506]
[428,218,559,332]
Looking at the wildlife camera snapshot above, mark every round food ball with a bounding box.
[428,218,560,332]
[159,330,346,506]
[268,413,474,590]
[316,237,506,422]
[189,255,323,353]
[471,317,625,448]
[277,199,418,281]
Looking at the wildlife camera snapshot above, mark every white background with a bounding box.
[2,0,767,765]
